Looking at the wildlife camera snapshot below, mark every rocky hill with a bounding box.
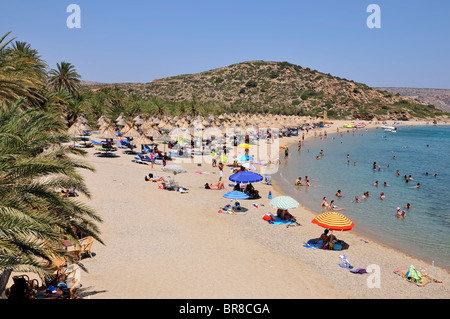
[376,87,450,113]
[84,61,448,120]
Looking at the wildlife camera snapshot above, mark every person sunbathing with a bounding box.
[245,183,260,198]
[316,229,337,246]
[205,181,225,190]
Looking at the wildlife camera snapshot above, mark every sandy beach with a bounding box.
[8,119,449,299]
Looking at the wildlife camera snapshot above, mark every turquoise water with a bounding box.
[273,125,450,270]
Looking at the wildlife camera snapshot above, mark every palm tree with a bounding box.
[48,61,81,95]
[0,99,103,296]
[0,32,47,106]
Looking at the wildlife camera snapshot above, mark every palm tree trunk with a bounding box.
[0,270,12,299]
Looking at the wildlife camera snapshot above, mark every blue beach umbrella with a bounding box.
[223,191,250,200]
[229,171,263,184]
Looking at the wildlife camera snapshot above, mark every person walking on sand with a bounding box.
[218,162,224,181]
[284,146,289,158]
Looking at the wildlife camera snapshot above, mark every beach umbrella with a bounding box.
[116,112,125,122]
[116,118,127,126]
[311,212,354,231]
[241,162,257,171]
[223,191,250,200]
[125,127,141,138]
[68,123,84,146]
[229,171,263,184]
[270,196,299,210]
[68,122,83,137]
[162,165,187,184]
[100,127,117,140]
[162,164,187,174]
[134,134,152,147]
[236,155,253,162]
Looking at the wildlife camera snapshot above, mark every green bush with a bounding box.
[245,80,258,88]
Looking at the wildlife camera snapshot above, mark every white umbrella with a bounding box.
[161,165,187,174]
[241,162,257,171]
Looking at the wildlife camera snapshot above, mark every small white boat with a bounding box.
[381,125,395,130]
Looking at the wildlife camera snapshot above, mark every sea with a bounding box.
[273,125,450,270]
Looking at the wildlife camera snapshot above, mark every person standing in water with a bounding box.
[321,197,329,209]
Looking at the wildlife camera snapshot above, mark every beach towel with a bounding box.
[338,255,354,269]
[267,217,293,225]
[350,268,367,274]
[303,239,324,249]
[394,266,442,287]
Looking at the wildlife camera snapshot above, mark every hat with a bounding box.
[397,207,401,210]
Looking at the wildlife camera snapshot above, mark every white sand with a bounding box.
[7,119,450,299]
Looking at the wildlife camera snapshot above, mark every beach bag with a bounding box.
[263,214,275,222]
[333,242,342,251]
[405,265,422,283]
[328,241,334,250]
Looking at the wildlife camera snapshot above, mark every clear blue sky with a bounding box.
[2,0,449,88]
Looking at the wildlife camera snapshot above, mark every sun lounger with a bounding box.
[90,139,103,145]
[132,157,149,165]
[94,152,118,158]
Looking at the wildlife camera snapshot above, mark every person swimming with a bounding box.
[405,203,411,209]
[380,192,385,200]
[295,177,303,186]
[373,181,378,186]
[336,190,343,197]
[321,197,329,209]
[396,207,406,218]
[353,196,361,203]
[329,200,342,211]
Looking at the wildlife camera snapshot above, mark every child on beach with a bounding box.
[321,197,329,209]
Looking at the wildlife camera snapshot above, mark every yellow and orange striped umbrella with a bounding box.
[311,212,354,231]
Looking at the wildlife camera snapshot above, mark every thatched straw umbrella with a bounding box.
[116,112,125,122]
[100,127,117,140]
[124,126,141,139]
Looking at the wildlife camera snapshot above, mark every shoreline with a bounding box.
[271,121,450,271]
[5,119,449,299]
